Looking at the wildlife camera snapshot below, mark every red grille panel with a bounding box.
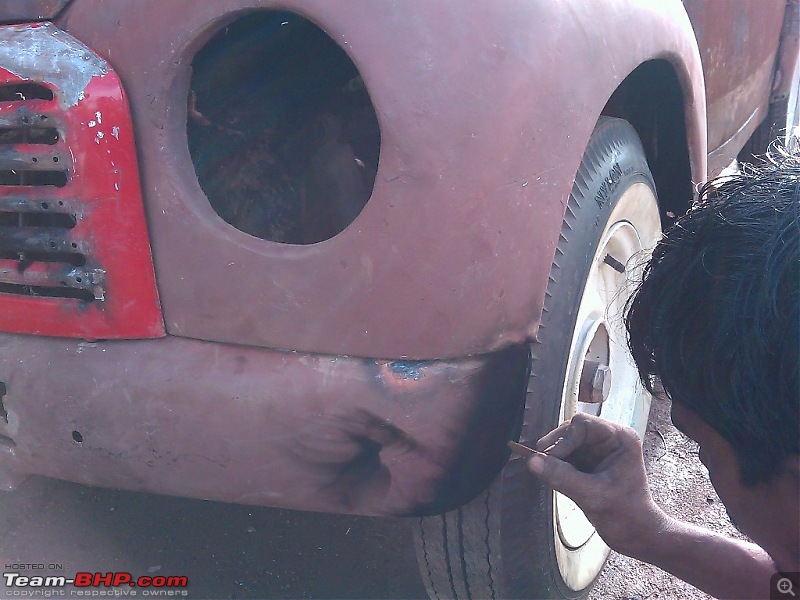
[0,23,163,338]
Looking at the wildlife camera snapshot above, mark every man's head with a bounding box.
[625,148,799,567]
[626,148,798,485]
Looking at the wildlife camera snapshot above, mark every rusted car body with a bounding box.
[0,0,795,519]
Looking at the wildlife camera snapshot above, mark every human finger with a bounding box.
[534,420,574,452]
[527,452,596,501]
[536,413,620,460]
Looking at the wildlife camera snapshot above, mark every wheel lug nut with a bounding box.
[579,360,612,404]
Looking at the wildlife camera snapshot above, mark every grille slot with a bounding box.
[0,170,67,187]
[0,282,94,302]
[0,210,75,228]
[0,249,86,266]
[0,127,59,145]
[0,200,102,301]
[0,83,53,102]
[0,89,69,189]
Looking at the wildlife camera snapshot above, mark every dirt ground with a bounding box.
[588,395,748,600]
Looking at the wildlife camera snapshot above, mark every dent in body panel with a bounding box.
[285,346,530,515]
[0,22,107,109]
[0,334,529,516]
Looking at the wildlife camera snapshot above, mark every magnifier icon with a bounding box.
[778,577,796,596]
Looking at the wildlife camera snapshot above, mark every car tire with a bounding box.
[413,117,662,600]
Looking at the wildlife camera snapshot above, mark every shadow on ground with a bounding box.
[1,477,427,599]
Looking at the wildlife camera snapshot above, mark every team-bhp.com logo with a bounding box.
[4,570,189,597]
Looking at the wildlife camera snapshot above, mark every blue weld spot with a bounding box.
[388,361,427,380]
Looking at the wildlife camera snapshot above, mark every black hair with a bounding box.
[626,147,799,486]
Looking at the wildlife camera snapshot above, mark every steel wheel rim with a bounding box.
[552,182,660,590]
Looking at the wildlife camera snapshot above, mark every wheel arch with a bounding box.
[601,59,700,225]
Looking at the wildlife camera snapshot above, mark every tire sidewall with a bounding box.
[500,118,658,599]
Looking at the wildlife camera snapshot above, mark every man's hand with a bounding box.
[527,412,667,555]
[527,412,780,598]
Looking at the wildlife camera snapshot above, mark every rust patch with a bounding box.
[0,22,106,109]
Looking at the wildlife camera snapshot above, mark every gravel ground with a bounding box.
[588,396,749,600]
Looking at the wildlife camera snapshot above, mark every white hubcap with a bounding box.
[553,182,661,590]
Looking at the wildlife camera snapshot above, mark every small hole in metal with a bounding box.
[41,202,48,209]
[72,430,83,443]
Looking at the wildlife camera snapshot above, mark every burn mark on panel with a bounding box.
[287,408,424,511]
[284,346,530,516]
[403,344,530,516]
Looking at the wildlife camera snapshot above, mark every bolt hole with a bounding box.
[71,430,83,443]
[57,200,64,206]
[52,156,58,163]
[49,241,56,248]
[31,157,37,163]
[75,277,82,283]
[71,242,77,248]
[41,202,48,209]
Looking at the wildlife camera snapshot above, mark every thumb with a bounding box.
[528,453,594,500]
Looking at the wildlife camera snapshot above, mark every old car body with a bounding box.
[0,0,794,521]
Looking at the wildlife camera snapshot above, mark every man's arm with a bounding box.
[527,413,778,599]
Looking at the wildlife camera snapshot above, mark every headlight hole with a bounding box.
[187,11,381,244]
